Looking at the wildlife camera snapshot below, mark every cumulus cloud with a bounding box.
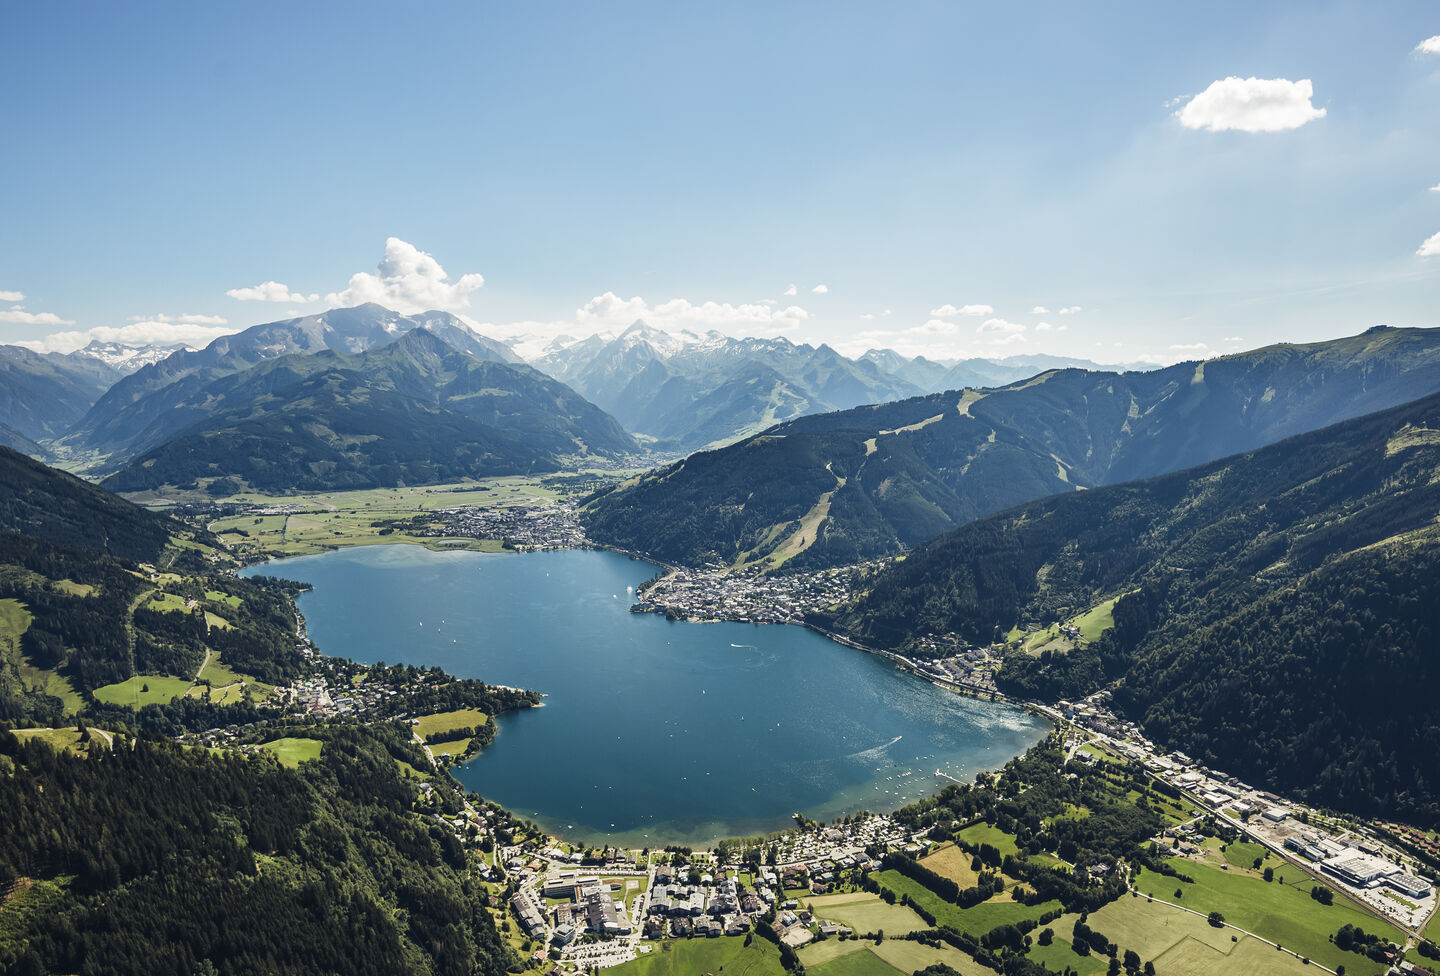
[783,284,797,297]
[1223,336,1245,342]
[1419,232,1440,257]
[18,313,237,354]
[1031,305,1050,314]
[1170,342,1210,352]
[811,284,829,294]
[0,304,75,327]
[1431,183,1440,192]
[1059,305,1083,315]
[1034,322,1068,332]
[0,290,24,303]
[1418,35,1440,54]
[326,237,485,313]
[929,303,993,317]
[977,318,1026,334]
[227,280,320,303]
[1176,77,1326,133]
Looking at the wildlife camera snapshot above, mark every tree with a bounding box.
[1207,912,1225,928]
[1263,867,1273,882]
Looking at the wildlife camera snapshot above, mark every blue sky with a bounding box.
[2,1,1437,363]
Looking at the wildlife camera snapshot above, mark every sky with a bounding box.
[2,2,1438,365]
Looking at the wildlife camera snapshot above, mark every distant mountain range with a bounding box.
[582,325,1440,569]
[821,386,1440,825]
[523,322,1147,452]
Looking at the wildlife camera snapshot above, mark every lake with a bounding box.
[244,546,1049,847]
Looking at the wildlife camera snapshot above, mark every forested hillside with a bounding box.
[0,723,515,976]
[101,328,636,494]
[825,389,1440,824]
[585,325,1440,569]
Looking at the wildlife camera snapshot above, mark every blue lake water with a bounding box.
[244,546,1048,846]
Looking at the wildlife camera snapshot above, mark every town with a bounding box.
[629,563,877,625]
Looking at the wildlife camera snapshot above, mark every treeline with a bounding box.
[0,724,514,976]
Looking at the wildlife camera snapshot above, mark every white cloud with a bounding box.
[929,303,993,317]
[1058,305,1083,315]
[1031,305,1050,314]
[326,237,485,313]
[573,291,810,335]
[976,318,1026,334]
[130,312,228,325]
[1417,35,1440,54]
[0,305,75,327]
[1431,183,1440,192]
[811,284,829,294]
[783,284,797,297]
[1034,322,1067,332]
[1169,342,1210,352]
[18,315,238,354]
[227,280,320,303]
[1419,232,1440,257]
[1223,335,1245,342]
[990,332,1028,346]
[1176,77,1326,133]
[0,290,24,303]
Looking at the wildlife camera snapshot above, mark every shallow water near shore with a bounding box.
[245,546,1049,846]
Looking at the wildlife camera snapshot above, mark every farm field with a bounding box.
[872,870,1061,935]
[413,707,488,740]
[1134,856,1402,974]
[803,890,927,936]
[194,477,572,557]
[607,935,785,976]
[260,737,323,767]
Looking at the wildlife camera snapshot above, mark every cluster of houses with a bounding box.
[629,564,870,625]
[910,649,999,695]
[436,503,588,550]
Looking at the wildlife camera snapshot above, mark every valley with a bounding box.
[3,314,1440,976]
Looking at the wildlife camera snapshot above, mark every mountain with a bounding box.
[823,387,1440,825]
[583,325,1440,569]
[60,304,517,463]
[101,327,637,494]
[0,444,178,563]
[0,344,126,445]
[69,339,193,374]
[531,323,929,450]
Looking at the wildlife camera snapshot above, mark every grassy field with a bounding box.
[260,737,323,767]
[192,477,565,557]
[872,870,1060,935]
[956,822,1021,858]
[806,947,902,976]
[1071,595,1122,642]
[92,675,194,706]
[870,939,990,975]
[804,891,928,935]
[1135,856,1401,974]
[0,597,83,712]
[204,589,242,608]
[413,707,488,740]
[146,591,190,612]
[608,936,786,976]
[918,842,983,888]
[91,649,271,708]
[798,937,868,968]
[428,736,473,757]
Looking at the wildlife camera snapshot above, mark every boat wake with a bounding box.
[847,734,903,761]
